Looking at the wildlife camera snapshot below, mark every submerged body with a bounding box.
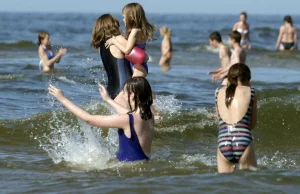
[214,63,257,173]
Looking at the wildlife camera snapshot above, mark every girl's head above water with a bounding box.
[226,63,251,107]
[284,15,293,26]
[91,14,121,48]
[124,77,153,120]
[122,3,156,40]
[160,26,171,37]
[38,31,50,46]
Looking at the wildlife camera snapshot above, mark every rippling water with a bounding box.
[1,12,300,193]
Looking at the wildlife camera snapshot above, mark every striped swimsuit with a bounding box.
[216,87,255,163]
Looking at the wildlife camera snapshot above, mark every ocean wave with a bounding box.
[0,41,36,50]
[0,74,24,81]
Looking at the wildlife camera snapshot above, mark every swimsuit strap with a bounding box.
[128,114,137,139]
[239,87,255,124]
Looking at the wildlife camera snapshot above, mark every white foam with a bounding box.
[57,76,77,85]
[35,101,121,171]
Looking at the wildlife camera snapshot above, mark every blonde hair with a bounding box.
[160,26,171,37]
[122,3,156,40]
[37,31,49,45]
[91,14,121,49]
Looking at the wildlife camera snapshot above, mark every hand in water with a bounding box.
[48,85,65,101]
[98,84,111,102]
[59,48,67,56]
[105,36,116,49]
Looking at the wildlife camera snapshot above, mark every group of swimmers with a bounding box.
[41,5,296,173]
[226,12,297,51]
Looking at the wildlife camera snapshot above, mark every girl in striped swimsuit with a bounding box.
[215,63,257,173]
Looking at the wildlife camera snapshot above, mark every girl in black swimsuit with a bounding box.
[91,14,132,99]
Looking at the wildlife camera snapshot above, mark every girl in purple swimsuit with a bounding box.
[215,63,257,173]
[48,77,154,162]
[105,2,156,78]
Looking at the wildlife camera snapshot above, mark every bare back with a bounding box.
[109,35,127,58]
[230,47,246,66]
[280,25,296,43]
[123,113,154,157]
[217,86,251,124]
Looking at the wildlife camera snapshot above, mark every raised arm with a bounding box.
[105,29,139,55]
[48,85,128,129]
[39,47,67,67]
[98,84,129,114]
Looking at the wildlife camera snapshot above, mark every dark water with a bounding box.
[1,12,300,193]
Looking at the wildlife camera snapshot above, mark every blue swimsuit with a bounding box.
[117,114,149,162]
[39,47,55,70]
[45,48,55,59]
[129,43,148,74]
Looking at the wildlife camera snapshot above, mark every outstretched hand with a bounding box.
[48,85,65,101]
[98,84,111,102]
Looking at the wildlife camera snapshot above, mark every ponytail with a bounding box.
[225,63,251,108]
[225,76,238,108]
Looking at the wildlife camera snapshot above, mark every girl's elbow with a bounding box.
[124,50,131,55]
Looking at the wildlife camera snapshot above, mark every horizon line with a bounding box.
[0,10,299,16]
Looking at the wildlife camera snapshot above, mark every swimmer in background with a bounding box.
[48,77,154,163]
[215,63,257,173]
[159,26,172,71]
[38,32,67,73]
[275,15,298,51]
[105,3,156,78]
[212,31,246,85]
[232,12,251,49]
[207,31,231,76]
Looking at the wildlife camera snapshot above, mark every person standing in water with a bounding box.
[105,2,156,78]
[207,31,231,75]
[212,31,246,85]
[159,26,172,71]
[91,14,132,99]
[38,32,67,73]
[232,12,251,49]
[215,63,257,173]
[275,15,298,51]
[48,77,154,162]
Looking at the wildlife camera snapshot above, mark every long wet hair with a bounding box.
[91,14,121,49]
[37,31,49,45]
[125,77,153,120]
[226,63,251,108]
[284,15,293,26]
[122,3,156,40]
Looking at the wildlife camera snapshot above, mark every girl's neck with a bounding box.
[237,81,250,86]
